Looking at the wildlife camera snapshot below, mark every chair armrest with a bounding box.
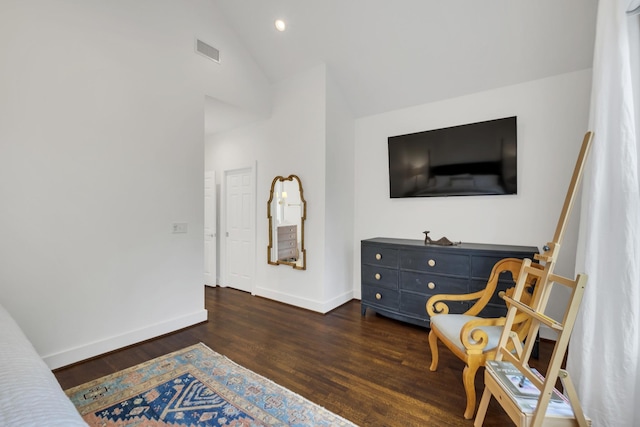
[459,317,507,353]
[459,312,532,353]
[426,290,486,316]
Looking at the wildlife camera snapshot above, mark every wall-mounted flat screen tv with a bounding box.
[388,116,517,198]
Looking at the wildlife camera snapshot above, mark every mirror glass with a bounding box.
[267,175,306,270]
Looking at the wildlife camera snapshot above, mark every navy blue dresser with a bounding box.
[361,237,539,327]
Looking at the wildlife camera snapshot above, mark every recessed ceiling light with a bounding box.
[275,19,286,32]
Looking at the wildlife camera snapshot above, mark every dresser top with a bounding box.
[362,237,538,254]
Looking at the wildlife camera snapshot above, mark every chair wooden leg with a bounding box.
[462,361,480,419]
[428,330,439,371]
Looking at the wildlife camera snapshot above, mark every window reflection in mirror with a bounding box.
[267,175,306,270]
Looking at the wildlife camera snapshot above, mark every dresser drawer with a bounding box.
[278,225,297,235]
[399,292,469,320]
[278,231,297,243]
[362,285,399,310]
[470,252,537,277]
[278,248,297,260]
[471,255,505,278]
[361,244,399,268]
[400,249,469,275]
[278,238,297,249]
[362,264,398,289]
[400,271,468,294]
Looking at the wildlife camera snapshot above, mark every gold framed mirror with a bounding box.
[267,175,306,270]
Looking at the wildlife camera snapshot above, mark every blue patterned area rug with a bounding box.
[65,343,356,426]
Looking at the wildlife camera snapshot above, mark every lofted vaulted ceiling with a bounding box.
[210,0,598,124]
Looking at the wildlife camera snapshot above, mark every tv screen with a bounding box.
[388,117,517,198]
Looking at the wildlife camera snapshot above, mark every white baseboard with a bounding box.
[44,309,208,370]
[320,290,354,313]
[254,287,354,314]
[539,325,556,341]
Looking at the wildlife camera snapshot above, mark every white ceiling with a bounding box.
[209,0,597,130]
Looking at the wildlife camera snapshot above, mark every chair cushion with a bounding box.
[431,314,503,353]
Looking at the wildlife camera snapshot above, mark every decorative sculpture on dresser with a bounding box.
[423,231,460,246]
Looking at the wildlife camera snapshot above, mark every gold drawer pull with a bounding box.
[428,282,435,290]
[428,259,436,267]
[375,253,382,260]
[375,273,381,280]
[375,293,382,300]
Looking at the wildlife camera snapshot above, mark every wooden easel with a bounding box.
[474,132,593,427]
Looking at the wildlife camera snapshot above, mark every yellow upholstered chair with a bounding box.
[425,257,541,419]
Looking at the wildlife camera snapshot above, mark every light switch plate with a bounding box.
[172,222,188,234]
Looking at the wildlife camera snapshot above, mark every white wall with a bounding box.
[0,0,271,368]
[353,69,592,338]
[207,65,331,310]
[324,73,356,308]
[206,64,357,312]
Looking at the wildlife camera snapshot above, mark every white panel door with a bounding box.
[204,171,216,286]
[224,167,254,292]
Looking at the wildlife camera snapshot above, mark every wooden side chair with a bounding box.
[425,258,542,419]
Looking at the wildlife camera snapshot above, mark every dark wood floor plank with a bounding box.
[54,285,555,426]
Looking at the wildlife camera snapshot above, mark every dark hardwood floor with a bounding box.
[55,286,555,426]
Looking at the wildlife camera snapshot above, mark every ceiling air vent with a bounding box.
[195,39,220,63]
